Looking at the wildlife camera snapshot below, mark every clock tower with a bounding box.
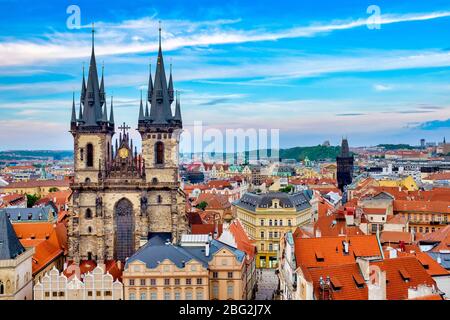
[68,26,188,265]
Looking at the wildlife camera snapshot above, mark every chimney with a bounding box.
[315,228,321,238]
[343,241,349,254]
[205,242,210,257]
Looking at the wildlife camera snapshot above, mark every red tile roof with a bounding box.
[380,231,412,244]
[362,207,387,215]
[413,252,449,277]
[314,214,362,237]
[64,260,123,281]
[294,235,383,269]
[393,200,450,214]
[307,263,368,300]
[194,193,231,210]
[191,223,223,237]
[371,257,437,300]
[13,222,67,275]
[0,179,70,189]
[228,219,256,259]
[207,180,232,189]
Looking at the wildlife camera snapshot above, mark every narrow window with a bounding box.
[85,208,92,219]
[155,141,164,165]
[86,143,94,167]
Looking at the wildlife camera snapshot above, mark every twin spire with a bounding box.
[139,22,182,127]
[72,22,181,132]
[72,23,114,130]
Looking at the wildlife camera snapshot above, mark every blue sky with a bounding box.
[0,0,449,151]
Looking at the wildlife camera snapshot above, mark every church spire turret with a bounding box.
[145,101,149,119]
[174,91,182,122]
[80,23,103,126]
[138,90,145,122]
[168,63,174,104]
[71,92,77,124]
[100,62,105,106]
[109,95,115,124]
[138,22,182,132]
[146,22,173,124]
[147,63,153,102]
[80,63,86,104]
[102,97,108,122]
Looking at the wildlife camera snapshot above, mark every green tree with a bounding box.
[279,185,294,193]
[196,201,208,211]
[26,194,40,208]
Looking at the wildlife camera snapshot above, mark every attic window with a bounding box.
[421,262,429,270]
[353,274,365,288]
[315,251,324,262]
[330,277,343,291]
[399,268,410,281]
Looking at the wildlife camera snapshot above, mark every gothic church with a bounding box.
[68,27,187,264]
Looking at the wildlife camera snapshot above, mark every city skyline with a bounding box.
[0,0,450,151]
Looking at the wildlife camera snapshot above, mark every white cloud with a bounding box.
[0,11,449,66]
[373,84,393,91]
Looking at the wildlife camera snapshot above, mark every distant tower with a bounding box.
[420,139,425,149]
[336,138,354,192]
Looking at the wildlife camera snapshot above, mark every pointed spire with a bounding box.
[145,102,149,119]
[100,62,105,105]
[80,63,86,104]
[158,20,162,50]
[102,97,108,122]
[81,22,103,126]
[168,62,174,103]
[147,63,153,102]
[109,95,115,124]
[71,92,77,124]
[138,90,145,122]
[78,100,83,122]
[148,21,173,124]
[174,91,182,122]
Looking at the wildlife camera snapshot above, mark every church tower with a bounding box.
[137,25,186,242]
[68,25,187,265]
[336,138,354,192]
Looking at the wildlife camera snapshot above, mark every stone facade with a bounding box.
[67,29,188,264]
[0,248,34,300]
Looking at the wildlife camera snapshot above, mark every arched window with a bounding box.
[157,195,162,204]
[155,142,164,165]
[85,177,91,184]
[0,280,3,294]
[85,208,92,219]
[152,177,158,185]
[86,143,94,167]
[88,226,92,233]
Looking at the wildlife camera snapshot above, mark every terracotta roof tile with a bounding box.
[307,263,368,300]
[371,257,437,300]
[294,234,383,268]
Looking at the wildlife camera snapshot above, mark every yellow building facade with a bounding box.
[233,192,312,268]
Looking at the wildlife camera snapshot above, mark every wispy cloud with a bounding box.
[0,11,449,66]
[373,84,393,92]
